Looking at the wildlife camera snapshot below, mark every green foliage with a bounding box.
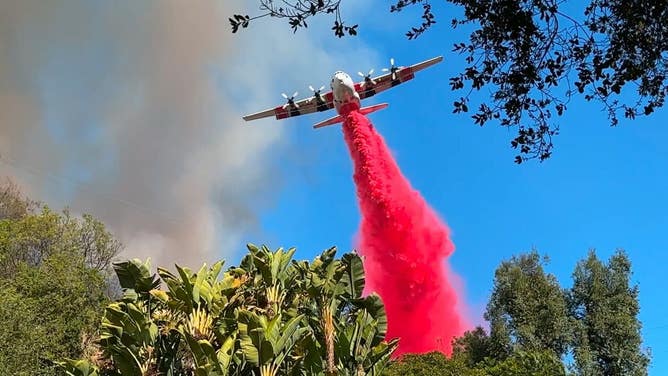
[569,250,650,375]
[382,352,485,376]
[452,326,499,367]
[1,180,649,375]
[467,249,649,375]
[484,350,566,376]
[59,246,647,376]
[0,186,121,376]
[382,349,565,376]
[0,247,109,375]
[485,251,573,358]
[0,179,37,220]
[0,206,121,278]
[59,244,398,376]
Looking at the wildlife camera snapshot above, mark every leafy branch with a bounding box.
[229,1,358,37]
[447,0,668,163]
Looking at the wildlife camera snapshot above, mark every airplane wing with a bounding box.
[354,56,443,100]
[242,56,443,123]
[242,91,335,122]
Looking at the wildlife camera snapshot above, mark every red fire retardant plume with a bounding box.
[342,110,469,357]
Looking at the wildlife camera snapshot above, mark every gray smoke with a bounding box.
[0,0,379,269]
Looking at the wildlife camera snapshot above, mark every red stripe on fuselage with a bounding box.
[275,106,289,119]
[399,68,415,81]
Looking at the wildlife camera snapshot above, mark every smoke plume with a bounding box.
[0,0,374,269]
[342,111,470,356]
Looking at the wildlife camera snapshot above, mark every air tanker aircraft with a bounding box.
[242,56,443,129]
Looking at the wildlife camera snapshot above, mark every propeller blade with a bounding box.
[292,91,298,98]
[282,93,288,99]
[382,68,389,72]
[282,103,289,109]
[369,69,374,76]
[294,102,299,108]
[390,57,395,65]
[358,72,364,77]
[309,85,315,92]
[319,85,325,91]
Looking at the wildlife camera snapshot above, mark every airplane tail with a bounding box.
[313,103,389,129]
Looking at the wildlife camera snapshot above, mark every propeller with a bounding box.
[281,91,299,109]
[358,69,376,88]
[307,85,326,103]
[382,57,399,81]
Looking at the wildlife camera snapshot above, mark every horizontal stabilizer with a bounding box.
[313,103,389,129]
[313,115,344,129]
[360,103,389,115]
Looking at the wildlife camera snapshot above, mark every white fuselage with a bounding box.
[331,71,361,115]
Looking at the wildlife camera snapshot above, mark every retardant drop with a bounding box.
[342,110,469,356]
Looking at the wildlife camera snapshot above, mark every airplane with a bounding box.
[242,56,443,129]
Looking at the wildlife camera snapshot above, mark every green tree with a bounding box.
[0,194,121,375]
[485,251,572,358]
[0,179,37,220]
[452,326,502,367]
[569,250,650,375]
[381,348,565,376]
[0,252,108,376]
[0,206,121,278]
[59,245,398,376]
[484,350,566,376]
[382,352,484,376]
[230,1,668,163]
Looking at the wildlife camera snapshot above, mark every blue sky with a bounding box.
[0,1,664,373]
[237,3,668,373]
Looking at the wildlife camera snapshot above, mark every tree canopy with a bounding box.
[0,179,38,221]
[569,250,650,375]
[230,1,668,163]
[381,348,567,375]
[0,181,122,375]
[382,351,485,376]
[485,252,573,358]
